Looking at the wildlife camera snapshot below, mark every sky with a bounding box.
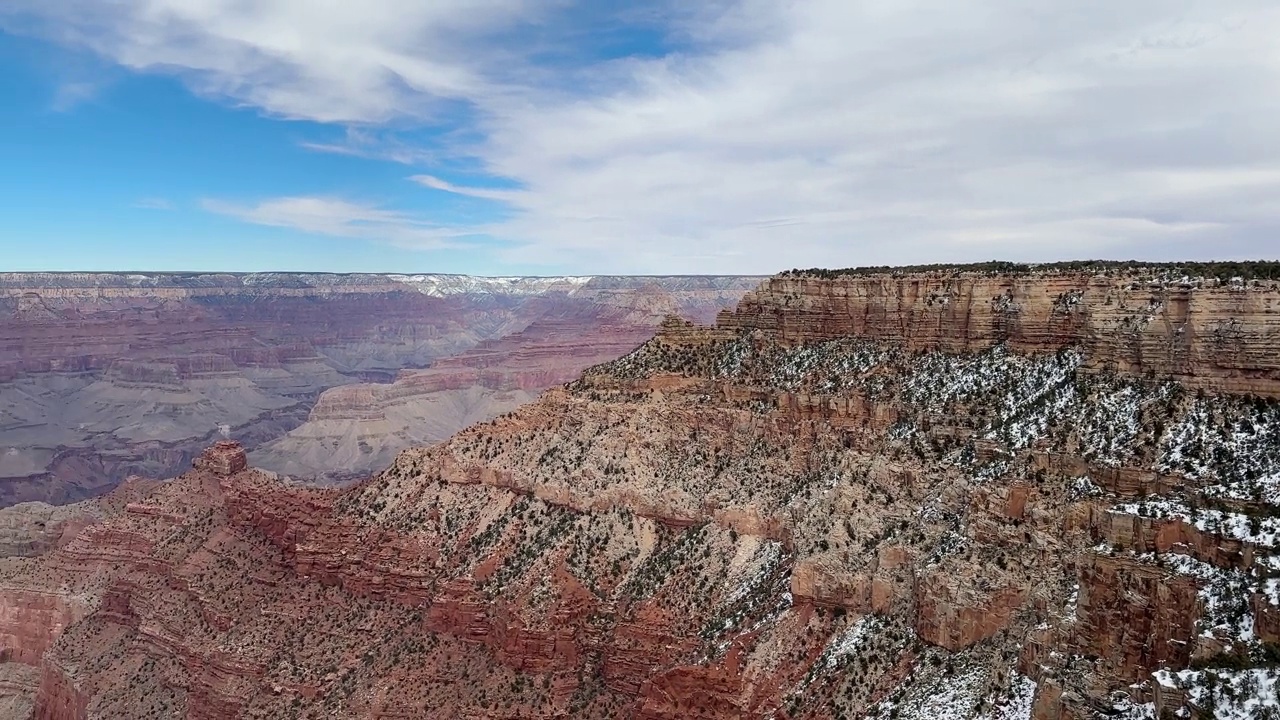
[1,1,1277,276]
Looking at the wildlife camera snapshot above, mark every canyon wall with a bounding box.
[1,264,1277,719]
[724,270,1280,396]
[0,273,761,503]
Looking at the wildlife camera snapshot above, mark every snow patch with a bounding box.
[1113,499,1280,548]
[1154,667,1280,720]
[388,274,594,297]
[820,616,879,670]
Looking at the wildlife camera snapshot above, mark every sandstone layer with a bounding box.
[726,268,1280,396]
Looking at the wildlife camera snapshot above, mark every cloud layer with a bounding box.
[7,0,1279,273]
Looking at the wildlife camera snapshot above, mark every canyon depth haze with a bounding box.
[0,273,762,503]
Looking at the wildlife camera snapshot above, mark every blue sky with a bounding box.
[1,1,1278,275]
[0,23,546,273]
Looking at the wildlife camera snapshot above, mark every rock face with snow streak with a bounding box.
[725,268,1280,396]
[1,263,1280,719]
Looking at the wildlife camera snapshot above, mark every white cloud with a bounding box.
[201,196,472,249]
[6,0,1280,272]
[475,1,1280,272]
[2,0,540,122]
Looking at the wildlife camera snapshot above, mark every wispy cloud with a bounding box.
[0,0,543,122]
[133,197,175,211]
[50,80,101,111]
[298,128,443,165]
[201,196,474,249]
[407,175,517,201]
[6,0,1280,272]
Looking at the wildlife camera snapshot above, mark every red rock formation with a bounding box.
[1091,509,1255,569]
[193,441,249,476]
[1254,594,1280,644]
[1073,555,1200,682]
[0,591,86,665]
[32,662,87,720]
[0,266,1276,719]
[637,660,744,719]
[914,572,1026,652]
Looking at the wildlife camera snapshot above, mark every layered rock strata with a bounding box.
[725,269,1280,396]
[0,273,760,504]
[1,264,1278,719]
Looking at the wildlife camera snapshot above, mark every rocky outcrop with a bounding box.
[0,503,98,558]
[636,659,745,719]
[914,571,1026,652]
[0,591,87,665]
[1091,509,1256,569]
[193,441,248,476]
[1073,555,1200,682]
[31,662,86,720]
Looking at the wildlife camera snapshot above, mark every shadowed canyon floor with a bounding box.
[0,273,760,503]
[3,263,1280,719]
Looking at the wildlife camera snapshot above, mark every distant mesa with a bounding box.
[192,440,248,476]
[0,271,762,505]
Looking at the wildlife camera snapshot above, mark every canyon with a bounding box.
[2,262,1279,719]
[0,273,761,502]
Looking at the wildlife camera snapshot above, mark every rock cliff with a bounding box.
[726,268,1280,397]
[2,263,1279,719]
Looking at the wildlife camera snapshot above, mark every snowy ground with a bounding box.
[870,666,1036,720]
[1113,499,1280,548]
[1156,667,1280,720]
